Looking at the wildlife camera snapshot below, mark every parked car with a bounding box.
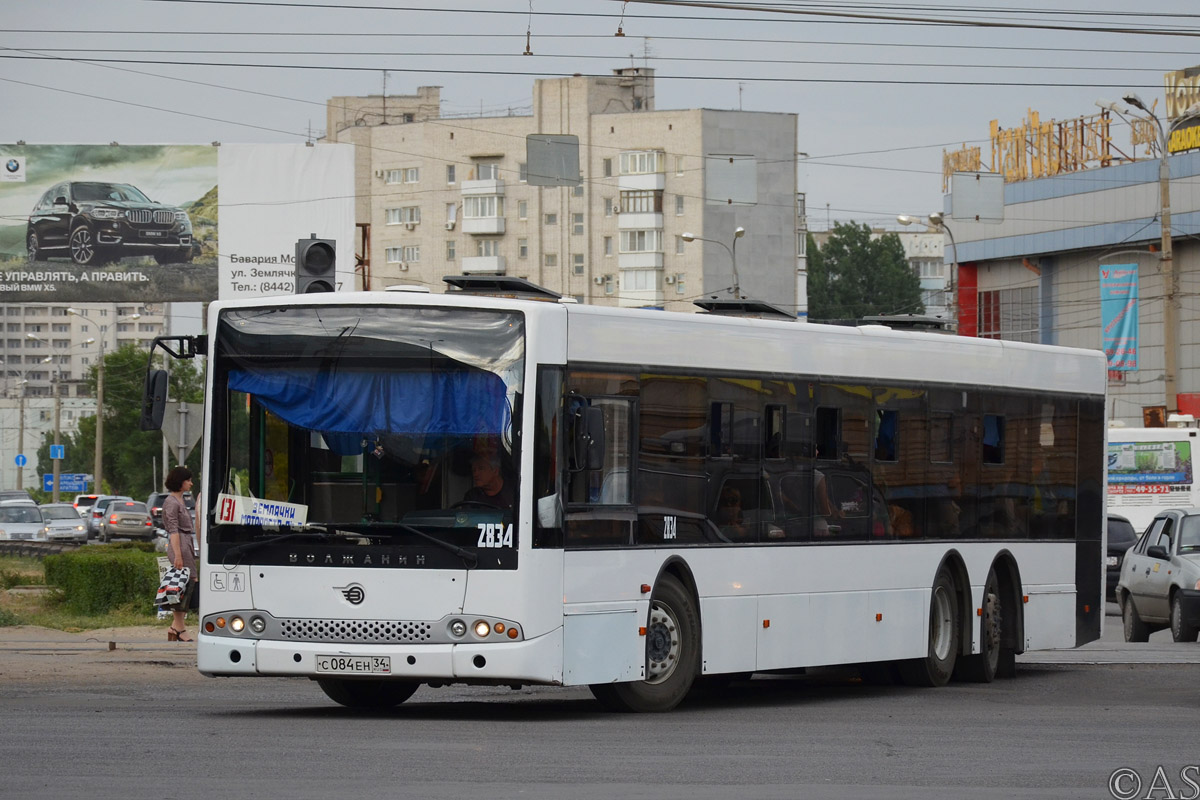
[39,503,88,544]
[1106,513,1139,601]
[0,500,47,541]
[1116,507,1200,643]
[146,491,194,529]
[0,490,35,504]
[97,500,155,543]
[72,494,100,518]
[26,180,193,266]
[86,495,133,539]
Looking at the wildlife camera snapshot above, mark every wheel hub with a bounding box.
[645,602,680,684]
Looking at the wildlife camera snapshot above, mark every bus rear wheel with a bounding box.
[898,566,960,687]
[955,570,1004,683]
[317,678,419,709]
[590,574,700,712]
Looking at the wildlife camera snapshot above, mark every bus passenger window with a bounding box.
[815,406,840,459]
[874,409,898,462]
[567,397,633,505]
[983,414,1005,464]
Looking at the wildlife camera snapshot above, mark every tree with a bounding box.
[36,344,204,499]
[808,223,924,322]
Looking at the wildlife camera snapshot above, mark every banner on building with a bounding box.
[1100,264,1139,371]
[0,143,355,302]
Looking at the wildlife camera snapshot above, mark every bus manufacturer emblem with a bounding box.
[336,583,365,605]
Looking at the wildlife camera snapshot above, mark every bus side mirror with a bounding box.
[139,369,169,431]
[572,405,606,471]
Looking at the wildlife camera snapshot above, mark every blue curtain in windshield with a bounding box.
[229,367,511,436]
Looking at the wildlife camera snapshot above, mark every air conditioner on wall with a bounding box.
[397,262,408,271]
[374,169,384,178]
[592,276,605,285]
[445,221,455,230]
[405,222,416,231]
[664,275,676,284]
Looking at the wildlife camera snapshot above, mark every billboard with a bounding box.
[0,144,218,302]
[0,143,356,302]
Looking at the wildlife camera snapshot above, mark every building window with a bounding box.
[978,286,1038,342]
[518,200,528,220]
[619,190,662,214]
[545,213,557,226]
[573,213,584,235]
[604,197,613,217]
[519,162,528,182]
[385,245,420,263]
[622,269,658,291]
[620,229,663,253]
[619,150,665,175]
[603,158,613,177]
[446,203,458,224]
[604,236,613,256]
[464,195,503,218]
[446,240,456,261]
[605,275,615,295]
[385,206,421,225]
[674,274,686,294]
[573,294,585,304]
[478,239,500,257]
[675,235,685,255]
[518,238,528,259]
[915,259,945,279]
[675,194,684,216]
[475,162,499,180]
[544,254,558,267]
[386,167,419,184]
[573,253,585,275]
[447,164,456,184]
[675,155,684,176]
[573,183,584,197]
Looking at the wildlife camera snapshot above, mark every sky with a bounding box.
[2,0,1198,232]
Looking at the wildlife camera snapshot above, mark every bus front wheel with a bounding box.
[590,573,700,712]
[899,566,960,687]
[317,678,419,709]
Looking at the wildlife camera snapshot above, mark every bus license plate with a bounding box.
[315,655,391,675]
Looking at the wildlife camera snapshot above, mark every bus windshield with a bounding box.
[209,305,524,565]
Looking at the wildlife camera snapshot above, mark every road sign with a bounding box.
[43,473,90,493]
[14,454,26,467]
[50,444,65,460]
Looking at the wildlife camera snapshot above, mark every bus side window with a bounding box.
[567,396,633,506]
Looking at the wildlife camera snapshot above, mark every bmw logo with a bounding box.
[5,159,19,174]
[336,583,365,605]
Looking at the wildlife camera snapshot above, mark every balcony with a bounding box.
[618,252,663,270]
[461,256,507,274]
[461,179,506,196]
[462,217,506,235]
[618,173,665,192]
[618,212,662,230]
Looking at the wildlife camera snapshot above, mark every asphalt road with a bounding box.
[2,608,1197,800]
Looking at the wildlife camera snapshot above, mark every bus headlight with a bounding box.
[249,616,266,634]
[449,619,467,638]
[473,620,491,638]
[230,616,245,633]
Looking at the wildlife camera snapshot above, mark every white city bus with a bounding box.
[142,277,1106,712]
[1107,425,1200,535]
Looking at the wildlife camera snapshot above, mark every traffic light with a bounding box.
[295,234,336,293]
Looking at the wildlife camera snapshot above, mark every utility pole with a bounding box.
[52,371,61,503]
[93,340,104,494]
[16,392,24,490]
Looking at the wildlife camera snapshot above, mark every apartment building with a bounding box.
[328,68,801,312]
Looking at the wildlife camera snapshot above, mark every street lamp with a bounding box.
[681,226,746,298]
[898,213,958,322]
[1097,96,1200,412]
[26,333,95,501]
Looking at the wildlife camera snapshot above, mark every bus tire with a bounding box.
[589,574,700,713]
[317,678,419,709]
[955,570,1002,683]
[898,566,959,687]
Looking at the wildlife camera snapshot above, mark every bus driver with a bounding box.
[462,450,514,509]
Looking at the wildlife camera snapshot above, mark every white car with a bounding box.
[39,503,89,544]
[0,500,47,541]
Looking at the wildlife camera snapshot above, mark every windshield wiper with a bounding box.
[220,522,333,566]
[389,522,479,568]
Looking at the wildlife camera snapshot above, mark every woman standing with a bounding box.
[163,466,196,642]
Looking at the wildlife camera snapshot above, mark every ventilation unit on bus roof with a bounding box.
[442,275,563,301]
[693,297,796,321]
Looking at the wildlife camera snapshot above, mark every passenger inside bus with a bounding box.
[715,485,748,540]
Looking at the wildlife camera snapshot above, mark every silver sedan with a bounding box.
[1116,507,1200,642]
